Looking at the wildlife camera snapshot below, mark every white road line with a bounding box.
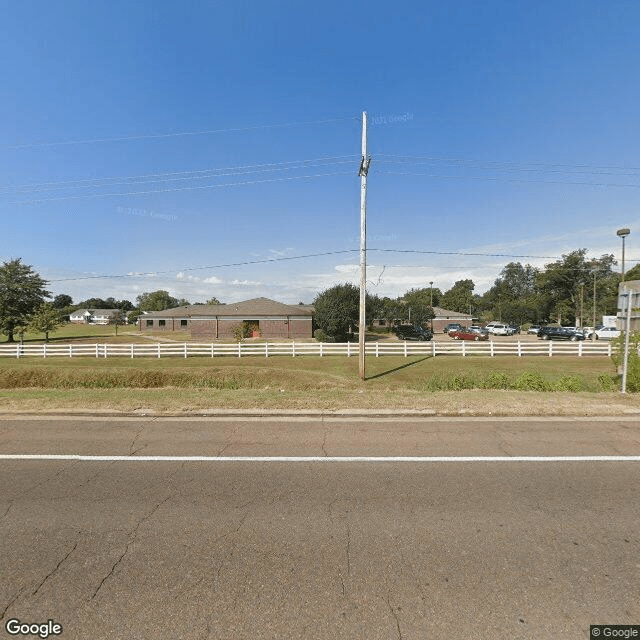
[1,455,640,462]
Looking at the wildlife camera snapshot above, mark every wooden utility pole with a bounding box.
[358,112,371,380]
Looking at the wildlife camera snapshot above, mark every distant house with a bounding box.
[139,297,314,339]
[430,307,474,333]
[69,309,120,325]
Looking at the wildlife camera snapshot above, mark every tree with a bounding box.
[109,309,126,336]
[313,284,359,341]
[401,288,435,325]
[136,290,182,312]
[0,259,51,342]
[27,303,63,342]
[481,262,540,324]
[206,297,222,305]
[52,294,73,309]
[440,279,475,314]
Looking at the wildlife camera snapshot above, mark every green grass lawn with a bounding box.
[1,354,636,415]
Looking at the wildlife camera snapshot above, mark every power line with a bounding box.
[47,248,575,282]
[0,116,359,151]
[7,171,354,205]
[375,170,640,189]
[0,155,358,194]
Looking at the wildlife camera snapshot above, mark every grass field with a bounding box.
[1,354,638,415]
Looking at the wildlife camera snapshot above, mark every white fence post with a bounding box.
[347,342,350,357]
[320,342,323,357]
[211,343,214,358]
[578,341,583,357]
[184,342,187,358]
[265,342,269,358]
[404,341,407,358]
[432,340,436,357]
[16,345,20,359]
[517,341,521,357]
[238,342,241,358]
[490,341,494,357]
[608,343,612,357]
[158,343,161,359]
[549,341,552,357]
[293,341,296,357]
[69,345,73,358]
[131,344,134,359]
[95,344,99,359]
[376,341,379,357]
[43,343,47,358]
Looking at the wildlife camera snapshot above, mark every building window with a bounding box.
[180,320,188,327]
[159,320,166,327]
[146,320,153,327]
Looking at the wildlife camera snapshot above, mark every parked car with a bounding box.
[449,327,489,341]
[509,324,521,334]
[468,325,489,335]
[443,323,463,334]
[594,326,621,340]
[527,325,541,335]
[486,322,515,336]
[395,325,433,341]
[537,326,585,341]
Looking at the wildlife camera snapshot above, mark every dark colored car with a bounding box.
[449,327,489,341]
[509,324,521,334]
[443,323,463,334]
[395,325,433,341]
[537,326,585,341]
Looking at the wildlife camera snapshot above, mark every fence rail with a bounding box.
[0,340,621,359]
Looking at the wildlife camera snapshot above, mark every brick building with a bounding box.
[139,297,314,339]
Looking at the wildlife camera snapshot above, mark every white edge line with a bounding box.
[1,455,640,462]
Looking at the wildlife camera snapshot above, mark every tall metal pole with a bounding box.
[358,112,370,380]
[617,228,630,281]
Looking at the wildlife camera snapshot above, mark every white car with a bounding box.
[594,326,621,340]
[485,322,514,336]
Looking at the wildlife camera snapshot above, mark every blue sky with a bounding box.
[2,1,640,305]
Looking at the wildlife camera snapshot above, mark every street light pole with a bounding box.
[617,228,630,281]
[429,281,433,308]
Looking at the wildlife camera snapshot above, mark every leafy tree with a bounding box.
[624,263,640,281]
[440,279,475,314]
[380,297,404,329]
[0,259,50,342]
[313,283,359,341]
[127,309,143,325]
[27,303,63,342]
[109,309,126,336]
[52,294,73,309]
[537,250,618,325]
[76,297,108,309]
[401,288,435,325]
[481,262,540,324]
[136,290,182,312]
[206,297,222,305]
[365,293,384,330]
[117,299,135,312]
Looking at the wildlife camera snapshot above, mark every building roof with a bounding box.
[70,308,120,316]
[432,307,473,319]
[147,297,314,318]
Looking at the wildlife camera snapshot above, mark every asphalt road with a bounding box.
[1,416,639,640]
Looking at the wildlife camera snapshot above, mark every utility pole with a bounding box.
[358,112,371,381]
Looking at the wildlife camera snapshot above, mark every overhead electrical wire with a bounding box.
[0,116,359,150]
[47,248,573,282]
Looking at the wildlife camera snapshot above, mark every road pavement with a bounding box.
[1,416,639,639]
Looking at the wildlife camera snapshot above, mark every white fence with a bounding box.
[0,340,620,359]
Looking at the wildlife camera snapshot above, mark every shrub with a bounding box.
[482,371,510,389]
[314,329,331,342]
[555,375,584,392]
[598,373,618,391]
[513,370,551,391]
[611,330,640,392]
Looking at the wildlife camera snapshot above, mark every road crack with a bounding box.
[32,539,79,596]
[91,494,171,600]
